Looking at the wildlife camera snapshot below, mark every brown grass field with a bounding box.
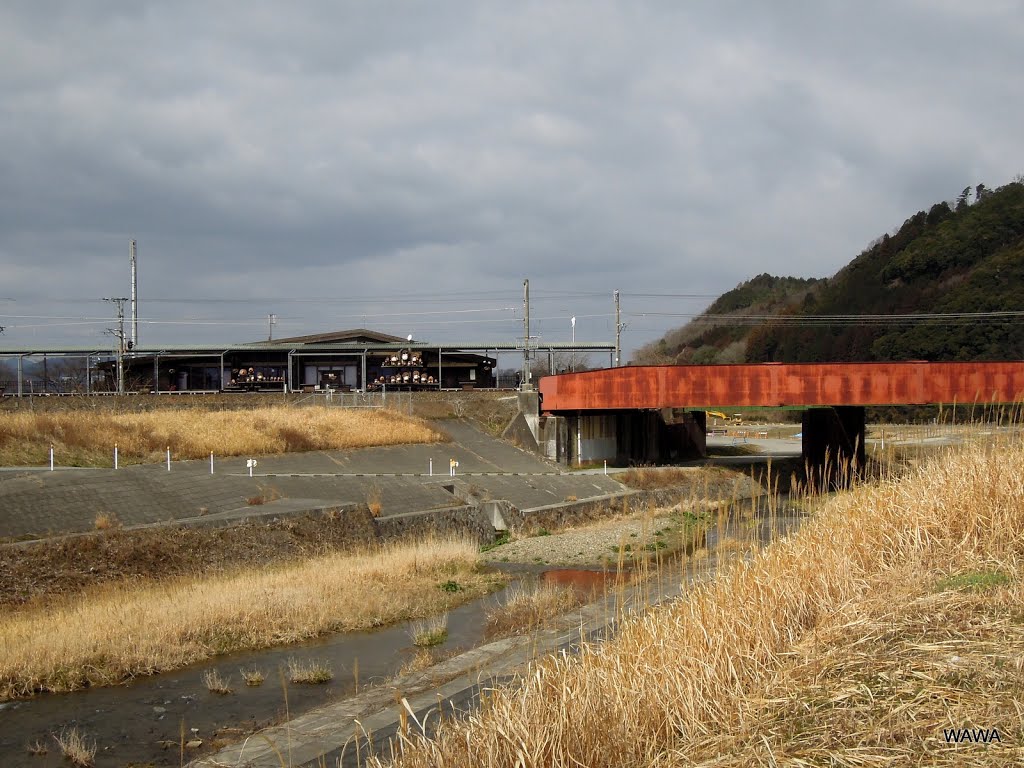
[0,536,497,699]
[371,441,1024,766]
[0,405,445,466]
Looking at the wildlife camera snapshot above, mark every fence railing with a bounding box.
[293,389,414,415]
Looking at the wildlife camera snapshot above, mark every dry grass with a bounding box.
[0,406,445,467]
[0,536,495,699]
[92,512,118,530]
[202,668,232,695]
[370,439,1024,767]
[246,485,282,507]
[396,648,437,678]
[286,657,333,684]
[240,666,265,686]
[410,614,448,647]
[367,485,383,517]
[617,466,697,489]
[54,727,96,767]
[485,582,581,637]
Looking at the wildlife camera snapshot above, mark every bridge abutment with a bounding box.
[802,406,865,488]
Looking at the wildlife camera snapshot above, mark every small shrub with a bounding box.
[286,657,333,684]
[240,666,264,686]
[202,668,232,695]
[439,580,461,593]
[93,512,118,531]
[536,528,551,537]
[54,727,96,767]
[481,532,510,552]
[246,485,282,507]
[564,495,578,502]
[367,485,383,517]
[410,614,449,647]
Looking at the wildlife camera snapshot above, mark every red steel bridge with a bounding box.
[537,361,1024,481]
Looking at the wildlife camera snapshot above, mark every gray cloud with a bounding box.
[1,1,1022,352]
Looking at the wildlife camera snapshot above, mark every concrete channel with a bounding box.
[192,509,803,768]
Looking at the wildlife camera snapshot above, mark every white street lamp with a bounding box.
[570,316,576,372]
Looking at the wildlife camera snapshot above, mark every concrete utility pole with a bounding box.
[522,279,530,387]
[268,313,277,341]
[104,297,129,394]
[129,239,138,348]
[614,290,622,367]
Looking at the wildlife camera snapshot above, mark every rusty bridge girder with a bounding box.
[538,362,1024,485]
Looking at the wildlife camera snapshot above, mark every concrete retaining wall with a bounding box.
[374,505,496,544]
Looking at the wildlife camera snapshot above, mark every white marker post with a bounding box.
[210,451,214,475]
[49,444,54,471]
[166,446,171,472]
[604,460,607,475]
[114,443,119,470]
[429,458,433,476]
[247,458,257,478]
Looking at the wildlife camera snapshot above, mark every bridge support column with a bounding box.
[802,406,865,488]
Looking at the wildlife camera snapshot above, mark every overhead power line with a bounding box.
[628,310,1024,327]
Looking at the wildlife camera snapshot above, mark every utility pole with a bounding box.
[522,279,530,388]
[268,313,277,341]
[104,297,129,394]
[129,239,138,348]
[614,290,622,367]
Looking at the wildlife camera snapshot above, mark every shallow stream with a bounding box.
[0,504,803,768]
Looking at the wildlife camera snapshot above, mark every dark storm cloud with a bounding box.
[1,1,1022,350]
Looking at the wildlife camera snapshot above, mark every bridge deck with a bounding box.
[539,361,1024,411]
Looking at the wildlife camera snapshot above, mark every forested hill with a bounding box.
[633,180,1024,365]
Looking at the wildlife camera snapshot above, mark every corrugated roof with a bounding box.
[0,341,615,355]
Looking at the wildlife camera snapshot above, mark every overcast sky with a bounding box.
[2,1,1022,358]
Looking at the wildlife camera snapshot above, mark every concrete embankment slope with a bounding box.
[0,420,624,541]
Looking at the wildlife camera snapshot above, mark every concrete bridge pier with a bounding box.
[802,406,866,488]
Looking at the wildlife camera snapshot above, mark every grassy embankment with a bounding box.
[0,406,445,466]
[0,536,497,699]
[371,440,1024,766]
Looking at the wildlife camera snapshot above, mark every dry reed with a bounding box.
[54,727,96,767]
[202,668,232,695]
[240,666,265,687]
[0,406,445,467]
[485,582,581,637]
[370,439,1024,767]
[0,537,491,699]
[395,648,436,679]
[286,657,333,684]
